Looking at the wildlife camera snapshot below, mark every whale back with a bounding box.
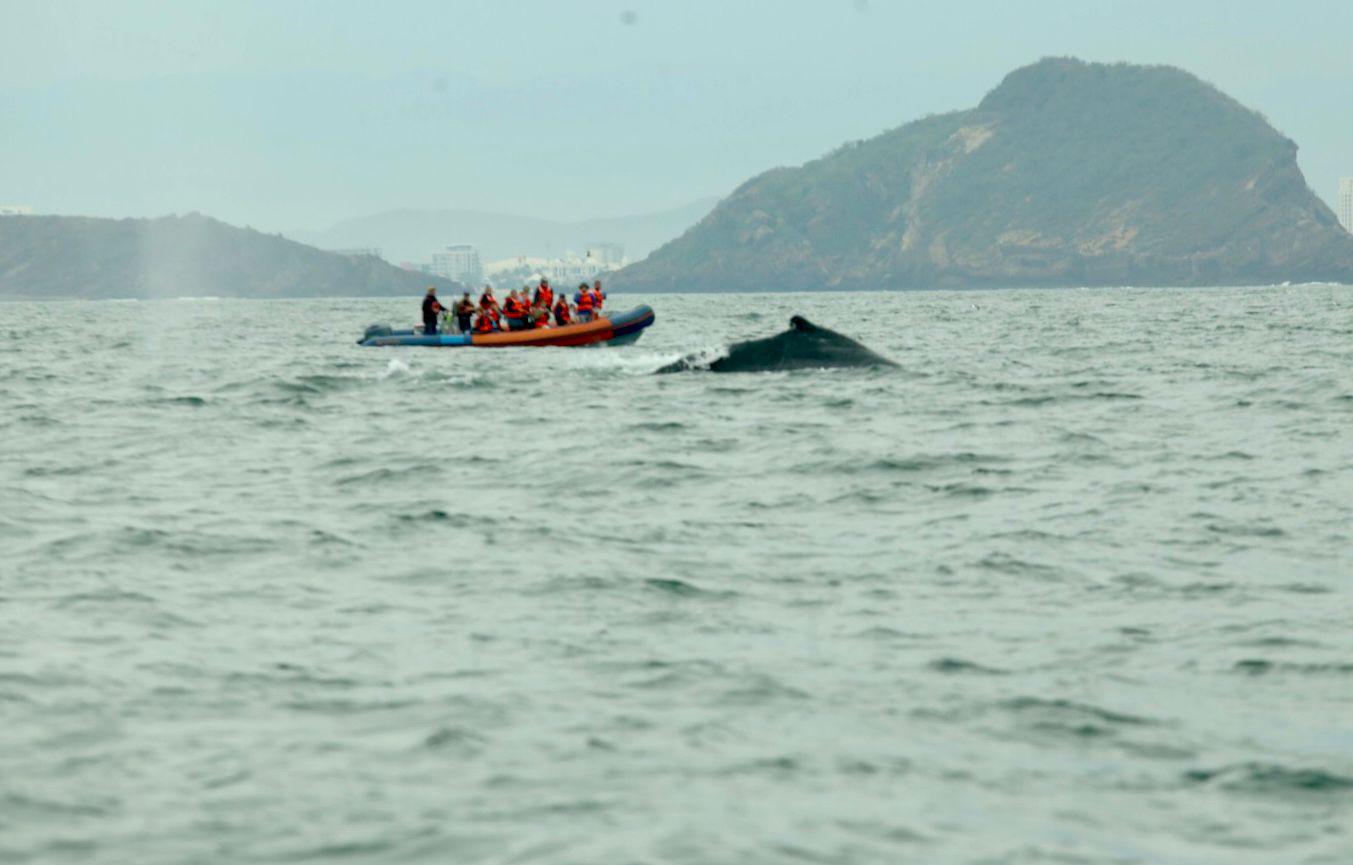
[658,317,896,373]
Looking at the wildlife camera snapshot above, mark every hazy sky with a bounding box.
[3,0,1350,230]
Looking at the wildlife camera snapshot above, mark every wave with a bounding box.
[1184,763,1353,794]
[1233,658,1353,675]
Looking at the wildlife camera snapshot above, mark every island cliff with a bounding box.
[614,58,1353,291]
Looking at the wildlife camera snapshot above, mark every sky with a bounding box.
[2,0,1351,231]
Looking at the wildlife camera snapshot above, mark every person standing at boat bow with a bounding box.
[421,287,448,335]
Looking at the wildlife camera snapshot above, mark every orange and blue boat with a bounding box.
[358,305,655,348]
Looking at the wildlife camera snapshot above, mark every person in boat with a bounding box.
[553,293,572,326]
[473,309,496,334]
[422,286,448,335]
[574,282,595,323]
[533,303,552,329]
[519,290,536,330]
[455,292,475,333]
[478,286,498,315]
[534,278,554,310]
[592,279,605,311]
[502,289,529,331]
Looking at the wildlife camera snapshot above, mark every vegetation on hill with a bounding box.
[0,213,462,299]
[615,58,1353,291]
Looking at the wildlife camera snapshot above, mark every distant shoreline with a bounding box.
[3,283,1348,303]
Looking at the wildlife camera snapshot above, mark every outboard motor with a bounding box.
[359,323,392,344]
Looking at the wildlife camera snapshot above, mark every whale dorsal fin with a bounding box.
[790,315,818,333]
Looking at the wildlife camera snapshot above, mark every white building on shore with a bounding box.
[0,205,34,217]
[430,245,484,285]
[587,242,626,268]
[483,245,627,287]
[429,244,483,285]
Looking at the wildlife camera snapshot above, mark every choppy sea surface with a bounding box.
[2,287,1351,864]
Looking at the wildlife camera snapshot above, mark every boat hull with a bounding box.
[358,305,655,348]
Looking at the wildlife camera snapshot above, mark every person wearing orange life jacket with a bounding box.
[553,295,572,326]
[477,287,500,329]
[592,279,605,311]
[473,311,496,334]
[502,290,529,331]
[574,282,595,322]
[533,304,552,329]
[534,278,554,310]
[478,286,497,314]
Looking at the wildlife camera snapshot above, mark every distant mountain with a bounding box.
[614,58,1353,292]
[0,213,462,299]
[288,199,719,266]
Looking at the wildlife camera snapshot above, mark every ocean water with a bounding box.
[1,286,1351,864]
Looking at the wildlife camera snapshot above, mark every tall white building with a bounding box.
[587,242,626,267]
[429,244,483,285]
[1339,178,1353,233]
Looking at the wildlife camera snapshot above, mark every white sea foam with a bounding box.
[377,357,412,379]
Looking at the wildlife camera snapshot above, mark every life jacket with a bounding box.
[474,315,494,333]
[554,302,571,326]
[576,291,595,312]
[592,288,604,309]
[539,287,553,308]
[503,297,524,318]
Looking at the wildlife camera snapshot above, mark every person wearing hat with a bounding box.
[574,281,595,322]
[421,286,448,335]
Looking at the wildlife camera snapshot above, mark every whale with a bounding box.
[657,316,897,373]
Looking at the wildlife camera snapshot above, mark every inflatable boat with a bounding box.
[358,305,655,348]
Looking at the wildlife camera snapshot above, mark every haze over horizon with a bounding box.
[4,0,1351,233]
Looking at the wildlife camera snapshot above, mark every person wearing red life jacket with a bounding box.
[534,278,554,310]
[592,279,605,311]
[533,305,551,329]
[574,282,595,322]
[553,296,572,326]
[478,286,497,314]
[473,311,496,334]
[502,290,529,331]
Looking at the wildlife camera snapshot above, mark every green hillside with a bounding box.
[615,58,1353,291]
[0,213,462,299]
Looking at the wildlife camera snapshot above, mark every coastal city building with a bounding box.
[587,242,626,268]
[429,244,483,285]
[484,245,628,286]
[0,205,34,216]
[1339,178,1353,232]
